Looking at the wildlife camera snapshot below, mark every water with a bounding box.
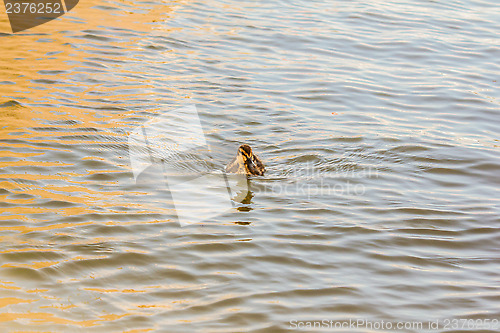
[1,0,499,331]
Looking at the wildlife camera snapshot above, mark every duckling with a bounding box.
[226,144,265,176]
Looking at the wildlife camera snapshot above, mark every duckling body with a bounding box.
[226,144,265,176]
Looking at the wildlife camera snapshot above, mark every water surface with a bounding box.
[0,0,499,332]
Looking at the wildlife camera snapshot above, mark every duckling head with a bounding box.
[238,144,265,176]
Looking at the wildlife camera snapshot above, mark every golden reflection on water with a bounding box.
[0,311,131,327]
[0,1,186,329]
[0,0,177,109]
[0,297,35,308]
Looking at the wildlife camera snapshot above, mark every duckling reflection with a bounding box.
[226,144,265,176]
[235,188,254,212]
[233,221,252,225]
